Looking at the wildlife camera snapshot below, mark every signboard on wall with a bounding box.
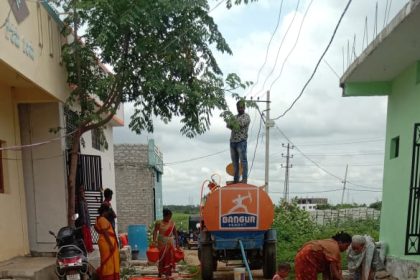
[8,0,29,24]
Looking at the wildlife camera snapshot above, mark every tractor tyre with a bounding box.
[200,245,214,280]
[262,242,276,279]
[213,257,218,271]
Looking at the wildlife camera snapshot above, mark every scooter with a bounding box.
[49,214,90,280]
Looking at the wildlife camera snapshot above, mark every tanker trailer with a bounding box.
[199,182,276,280]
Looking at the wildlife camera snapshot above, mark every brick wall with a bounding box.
[114,144,156,233]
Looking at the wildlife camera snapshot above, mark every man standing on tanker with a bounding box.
[227,100,250,184]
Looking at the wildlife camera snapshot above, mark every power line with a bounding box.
[260,0,315,99]
[249,115,263,177]
[272,0,353,120]
[274,125,381,190]
[292,163,383,167]
[270,189,342,194]
[246,0,285,98]
[294,151,384,157]
[295,138,384,147]
[250,0,301,99]
[323,59,340,79]
[163,149,228,166]
[269,187,382,195]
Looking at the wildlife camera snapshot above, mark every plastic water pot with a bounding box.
[234,267,245,280]
[128,224,148,260]
[146,246,160,263]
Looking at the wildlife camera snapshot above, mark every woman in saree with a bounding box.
[295,231,352,280]
[95,204,120,280]
[152,209,179,278]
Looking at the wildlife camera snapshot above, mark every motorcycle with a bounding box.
[49,214,90,280]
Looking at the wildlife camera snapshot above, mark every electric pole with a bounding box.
[264,91,274,193]
[341,164,348,205]
[281,143,294,202]
[248,92,273,193]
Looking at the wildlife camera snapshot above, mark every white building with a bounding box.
[0,0,123,261]
[297,198,328,211]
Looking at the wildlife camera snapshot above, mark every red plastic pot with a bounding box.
[146,245,160,263]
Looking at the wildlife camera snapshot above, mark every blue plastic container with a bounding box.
[128,224,148,260]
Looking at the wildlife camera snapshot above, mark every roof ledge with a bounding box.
[342,81,392,97]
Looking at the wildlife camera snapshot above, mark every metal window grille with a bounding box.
[65,109,78,150]
[67,153,103,244]
[91,128,102,151]
[85,190,103,244]
[405,123,420,255]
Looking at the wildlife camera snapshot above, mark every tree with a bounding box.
[55,0,254,225]
[369,201,382,210]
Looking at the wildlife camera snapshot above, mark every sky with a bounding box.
[114,0,409,206]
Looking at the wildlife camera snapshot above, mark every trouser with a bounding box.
[230,140,248,182]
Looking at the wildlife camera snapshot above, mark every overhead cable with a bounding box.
[272,0,353,120]
[274,125,381,190]
[246,0,285,97]
[258,0,315,99]
[250,0,301,99]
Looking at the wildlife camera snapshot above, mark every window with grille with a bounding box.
[91,128,103,151]
[65,108,78,150]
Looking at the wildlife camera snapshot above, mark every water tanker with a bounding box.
[199,181,276,280]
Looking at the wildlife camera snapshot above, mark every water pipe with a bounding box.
[238,240,253,280]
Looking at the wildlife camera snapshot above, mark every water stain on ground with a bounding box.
[183,249,266,280]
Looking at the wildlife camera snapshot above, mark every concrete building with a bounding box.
[0,1,123,262]
[340,1,420,278]
[114,140,164,233]
[296,198,328,211]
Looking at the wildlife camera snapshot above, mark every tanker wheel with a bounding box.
[200,245,214,280]
[262,243,276,279]
[213,257,218,271]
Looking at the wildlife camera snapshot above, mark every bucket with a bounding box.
[233,267,245,280]
[128,224,148,260]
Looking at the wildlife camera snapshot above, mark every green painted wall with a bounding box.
[380,62,420,261]
[344,81,392,96]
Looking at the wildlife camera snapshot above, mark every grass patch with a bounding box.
[172,212,191,231]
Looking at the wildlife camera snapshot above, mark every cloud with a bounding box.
[114,0,408,206]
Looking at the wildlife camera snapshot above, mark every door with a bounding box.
[405,123,420,255]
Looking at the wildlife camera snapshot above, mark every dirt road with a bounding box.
[183,249,266,280]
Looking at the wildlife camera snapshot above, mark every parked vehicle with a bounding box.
[187,215,200,249]
[199,182,276,280]
[49,214,90,280]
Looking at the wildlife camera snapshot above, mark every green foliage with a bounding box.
[120,267,137,280]
[273,202,320,262]
[172,212,190,231]
[369,201,382,210]
[225,0,259,9]
[316,203,367,210]
[273,202,380,263]
[56,0,252,138]
[165,205,200,214]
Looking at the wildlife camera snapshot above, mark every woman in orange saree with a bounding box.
[152,209,179,278]
[95,205,120,280]
[294,232,352,280]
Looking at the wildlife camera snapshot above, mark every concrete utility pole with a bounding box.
[264,91,274,193]
[341,164,348,205]
[265,91,270,193]
[281,143,294,202]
